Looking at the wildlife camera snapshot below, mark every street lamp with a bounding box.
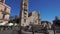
[31,23,34,34]
[31,15,37,34]
[44,25,49,34]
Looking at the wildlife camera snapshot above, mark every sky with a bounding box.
[5,0,60,23]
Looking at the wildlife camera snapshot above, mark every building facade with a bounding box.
[0,0,11,23]
[20,0,41,26]
[41,21,51,29]
[53,16,60,34]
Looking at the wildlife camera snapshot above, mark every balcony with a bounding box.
[4,14,9,21]
[0,19,3,23]
[0,14,3,19]
[5,7,10,14]
[24,2,28,6]
[24,8,27,11]
[0,4,5,11]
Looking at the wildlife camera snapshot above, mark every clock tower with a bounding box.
[20,0,28,26]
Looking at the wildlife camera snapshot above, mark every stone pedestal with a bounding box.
[0,28,4,31]
[5,28,8,30]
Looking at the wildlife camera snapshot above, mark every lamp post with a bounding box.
[53,24,55,34]
[31,24,34,34]
[44,25,49,34]
[18,20,21,34]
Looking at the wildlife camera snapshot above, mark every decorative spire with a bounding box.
[38,10,40,19]
[38,10,40,16]
[37,10,41,25]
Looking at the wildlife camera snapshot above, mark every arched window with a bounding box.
[0,13,3,19]
[0,4,5,11]
[4,14,9,20]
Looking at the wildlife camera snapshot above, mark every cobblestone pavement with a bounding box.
[0,30,44,34]
[0,29,55,34]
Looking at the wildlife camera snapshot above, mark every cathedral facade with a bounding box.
[0,0,11,23]
[20,0,41,26]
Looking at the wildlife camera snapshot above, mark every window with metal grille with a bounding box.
[24,12,27,15]
[24,19,26,22]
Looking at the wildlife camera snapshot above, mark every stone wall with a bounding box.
[0,1,11,23]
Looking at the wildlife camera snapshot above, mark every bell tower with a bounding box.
[20,0,28,26]
[38,11,41,25]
